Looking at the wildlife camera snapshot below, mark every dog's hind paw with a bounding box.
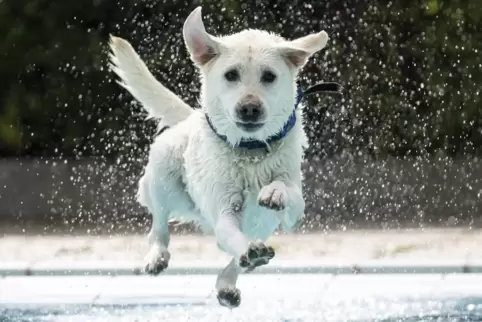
[239,241,275,270]
[217,287,241,308]
[144,257,168,275]
[144,248,170,275]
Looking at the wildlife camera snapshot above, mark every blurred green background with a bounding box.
[0,0,480,160]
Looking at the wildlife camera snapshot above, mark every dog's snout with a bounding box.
[236,103,264,122]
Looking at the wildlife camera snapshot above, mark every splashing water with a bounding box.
[0,0,480,234]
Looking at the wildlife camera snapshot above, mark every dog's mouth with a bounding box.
[235,122,264,132]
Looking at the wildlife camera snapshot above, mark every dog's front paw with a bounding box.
[217,287,241,308]
[258,181,287,211]
[144,247,170,275]
[239,241,275,271]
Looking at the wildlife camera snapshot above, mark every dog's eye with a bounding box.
[224,69,240,82]
[261,70,277,84]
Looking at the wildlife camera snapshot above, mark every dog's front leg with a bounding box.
[258,179,305,231]
[215,196,275,270]
[215,258,242,308]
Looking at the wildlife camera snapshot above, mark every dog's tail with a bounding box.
[108,36,193,127]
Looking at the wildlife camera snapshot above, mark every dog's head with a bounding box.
[183,7,329,146]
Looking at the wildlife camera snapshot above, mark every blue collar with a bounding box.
[205,82,341,150]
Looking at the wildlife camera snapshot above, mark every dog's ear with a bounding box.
[278,31,329,68]
[183,7,221,66]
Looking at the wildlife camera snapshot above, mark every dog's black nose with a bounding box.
[236,103,264,122]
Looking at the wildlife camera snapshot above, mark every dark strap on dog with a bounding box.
[303,82,342,96]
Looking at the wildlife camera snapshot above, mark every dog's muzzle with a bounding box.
[235,102,265,132]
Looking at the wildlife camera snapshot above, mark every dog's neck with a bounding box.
[204,82,342,150]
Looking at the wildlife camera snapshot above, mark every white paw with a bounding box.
[257,181,287,211]
[144,245,170,275]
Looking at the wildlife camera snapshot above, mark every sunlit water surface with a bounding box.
[1,274,482,321]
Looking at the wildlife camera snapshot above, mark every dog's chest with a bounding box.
[185,144,278,197]
[226,155,283,240]
[183,137,285,237]
[232,149,277,189]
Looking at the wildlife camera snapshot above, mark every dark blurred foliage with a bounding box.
[1,0,481,231]
[0,0,481,160]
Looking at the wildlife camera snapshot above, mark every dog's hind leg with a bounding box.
[216,258,241,308]
[138,172,171,275]
[138,135,193,275]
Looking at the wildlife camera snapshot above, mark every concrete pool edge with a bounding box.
[2,260,482,276]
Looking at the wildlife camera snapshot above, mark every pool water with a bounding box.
[1,274,482,321]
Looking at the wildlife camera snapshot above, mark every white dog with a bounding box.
[109,6,329,308]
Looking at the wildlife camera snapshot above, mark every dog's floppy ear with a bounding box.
[278,31,329,68]
[183,7,221,66]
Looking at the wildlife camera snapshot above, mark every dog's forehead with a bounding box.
[222,29,285,51]
[221,29,286,66]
